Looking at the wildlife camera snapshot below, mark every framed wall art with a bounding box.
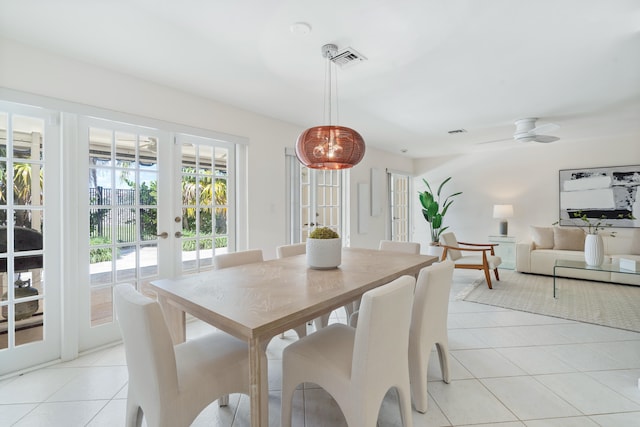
[559,165,640,228]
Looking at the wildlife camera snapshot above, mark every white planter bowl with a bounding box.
[306,237,342,269]
[426,243,444,259]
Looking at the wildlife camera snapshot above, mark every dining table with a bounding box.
[149,246,437,427]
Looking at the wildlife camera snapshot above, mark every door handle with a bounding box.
[175,231,183,238]
[156,232,169,239]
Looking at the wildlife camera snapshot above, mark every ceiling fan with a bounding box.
[477,118,560,145]
[513,118,560,143]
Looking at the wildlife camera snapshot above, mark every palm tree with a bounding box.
[0,162,44,227]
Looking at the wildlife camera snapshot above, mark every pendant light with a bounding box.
[296,44,365,170]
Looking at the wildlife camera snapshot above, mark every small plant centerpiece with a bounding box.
[418,177,462,253]
[306,227,342,269]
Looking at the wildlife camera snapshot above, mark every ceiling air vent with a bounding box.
[330,47,367,68]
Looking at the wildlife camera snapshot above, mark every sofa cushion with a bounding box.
[553,227,585,251]
[633,229,640,255]
[530,226,554,249]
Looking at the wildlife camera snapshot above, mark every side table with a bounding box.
[488,235,516,270]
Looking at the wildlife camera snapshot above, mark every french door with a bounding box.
[389,170,411,242]
[176,134,236,273]
[79,118,237,350]
[0,101,62,376]
[0,99,240,372]
[286,150,344,243]
[79,118,172,349]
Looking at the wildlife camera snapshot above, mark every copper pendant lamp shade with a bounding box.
[295,44,366,170]
[296,125,365,170]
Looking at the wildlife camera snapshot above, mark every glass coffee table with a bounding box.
[553,259,640,298]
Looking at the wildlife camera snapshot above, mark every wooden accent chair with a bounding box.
[439,232,502,289]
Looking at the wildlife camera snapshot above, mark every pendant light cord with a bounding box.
[324,53,331,125]
[323,48,340,126]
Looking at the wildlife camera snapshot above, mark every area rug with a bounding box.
[460,270,640,333]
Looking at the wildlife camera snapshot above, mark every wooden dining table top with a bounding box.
[151,247,437,342]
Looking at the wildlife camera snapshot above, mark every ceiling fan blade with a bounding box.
[475,137,512,145]
[531,122,560,135]
[531,135,559,143]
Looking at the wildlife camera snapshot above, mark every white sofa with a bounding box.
[516,226,640,286]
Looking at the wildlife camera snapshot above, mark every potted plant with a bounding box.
[419,177,462,255]
[558,210,634,266]
[306,227,342,269]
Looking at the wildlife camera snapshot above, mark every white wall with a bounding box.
[348,150,413,250]
[412,134,640,248]
[0,38,410,259]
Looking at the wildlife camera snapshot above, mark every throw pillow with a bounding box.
[553,227,585,251]
[530,226,554,249]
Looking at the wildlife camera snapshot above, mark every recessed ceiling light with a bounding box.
[290,22,312,36]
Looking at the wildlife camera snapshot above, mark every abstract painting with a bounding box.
[559,165,640,228]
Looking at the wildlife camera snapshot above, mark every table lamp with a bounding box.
[493,204,513,236]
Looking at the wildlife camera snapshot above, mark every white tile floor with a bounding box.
[1,270,640,426]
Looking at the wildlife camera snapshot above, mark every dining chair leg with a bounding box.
[397,385,414,427]
[293,324,307,339]
[435,341,451,384]
[125,398,142,427]
[218,395,229,407]
[313,313,331,330]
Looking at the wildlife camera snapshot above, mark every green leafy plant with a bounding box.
[309,227,339,239]
[419,177,462,243]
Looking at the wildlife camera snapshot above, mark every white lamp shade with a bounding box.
[493,204,514,219]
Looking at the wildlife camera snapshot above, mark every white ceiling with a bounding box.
[1,0,639,157]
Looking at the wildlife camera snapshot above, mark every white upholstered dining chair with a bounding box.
[276,242,306,258]
[114,284,251,427]
[281,275,416,427]
[440,232,502,289]
[347,239,422,326]
[213,248,264,269]
[378,240,421,254]
[408,260,454,413]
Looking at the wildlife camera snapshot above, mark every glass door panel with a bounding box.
[178,136,234,273]
[389,172,411,242]
[0,102,61,376]
[86,120,164,339]
[294,161,343,243]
